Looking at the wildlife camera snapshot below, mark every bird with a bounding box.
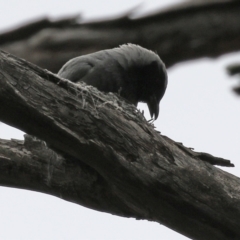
[58,44,168,120]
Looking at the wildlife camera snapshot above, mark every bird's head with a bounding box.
[139,59,168,120]
[121,44,168,120]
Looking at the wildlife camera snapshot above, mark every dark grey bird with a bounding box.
[58,44,168,120]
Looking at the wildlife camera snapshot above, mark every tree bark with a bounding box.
[0,136,135,217]
[0,50,239,240]
[0,0,240,72]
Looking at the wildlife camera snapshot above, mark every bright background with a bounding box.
[0,0,239,239]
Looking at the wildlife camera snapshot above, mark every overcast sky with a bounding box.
[0,0,240,239]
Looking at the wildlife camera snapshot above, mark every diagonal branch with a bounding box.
[0,0,240,72]
[0,135,136,218]
[0,50,239,240]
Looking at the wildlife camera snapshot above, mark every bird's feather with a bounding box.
[58,44,167,120]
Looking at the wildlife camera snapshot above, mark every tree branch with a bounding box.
[0,50,239,240]
[0,135,136,218]
[0,0,240,72]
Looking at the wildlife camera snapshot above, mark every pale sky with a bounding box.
[0,0,240,239]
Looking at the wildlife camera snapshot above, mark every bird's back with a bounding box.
[58,50,125,92]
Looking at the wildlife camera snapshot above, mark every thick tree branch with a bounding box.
[0,0,240,72]
[0,135,135,217]
[0,16,80,46]
[0,50,239,240]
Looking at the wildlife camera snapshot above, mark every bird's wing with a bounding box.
[58,57,94,83]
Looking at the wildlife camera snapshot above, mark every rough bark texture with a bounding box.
[0,50,239,240]
[0,136,135,217]
[0,0,240,73]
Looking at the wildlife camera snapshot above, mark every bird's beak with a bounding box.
[147,95,159,120]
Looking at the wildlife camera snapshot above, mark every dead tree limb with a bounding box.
[1,0,240,72]
[0,50,239,240]
[0,136,135,217]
